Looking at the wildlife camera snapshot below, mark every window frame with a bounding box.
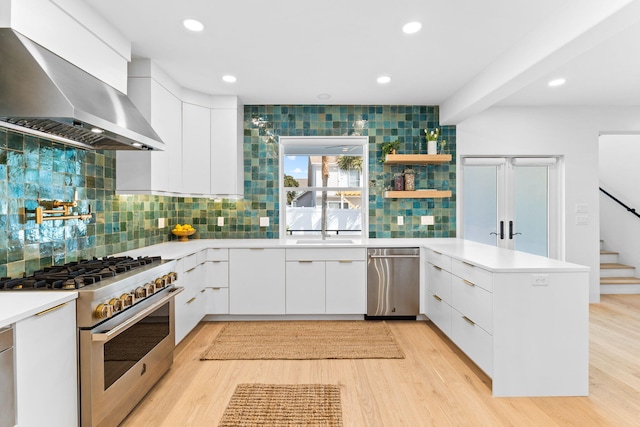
[279,136,369,240]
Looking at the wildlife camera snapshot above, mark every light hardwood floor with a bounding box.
[121,295,640,426]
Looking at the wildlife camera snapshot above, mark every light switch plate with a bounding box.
[259,217,270,227]
[421,215,434,225]
[158,218,165,228]
[532,274,549,286]
[397,216,404,225]
[575,203,589,213]
[575,215,589,226]
[217,217,224,227]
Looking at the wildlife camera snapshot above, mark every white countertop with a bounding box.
[0,292,77,328]
[118,237,589,273]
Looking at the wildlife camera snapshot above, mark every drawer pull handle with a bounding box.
[463,279,475,287]
[36,302,67,316]
[249,248,265,250]
[433,266,442,271]
[200,289,206,293]
[298,260,313,263]
[462,261,475,268]
[338,260,353,263]
[187,297,196,304]
[432,295,442,302]
[462,316,476,326]
[433,251,442,255]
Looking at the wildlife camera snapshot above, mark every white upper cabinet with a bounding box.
[182,102,212,195]
[116,59,183,195]
[210,103,244,198]
[5,0,130,92]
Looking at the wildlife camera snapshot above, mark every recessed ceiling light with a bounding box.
[222,75,237,83]
[548,78,566,87]
[317,93,331,100]
[402,21,422,34]
[377,75,391,84]
[183,18,204,32]
[90,127,103,134]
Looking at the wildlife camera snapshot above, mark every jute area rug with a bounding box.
[219,384,342,427]
[201,321,404,360]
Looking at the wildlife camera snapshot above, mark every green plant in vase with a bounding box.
[380,140,400,163]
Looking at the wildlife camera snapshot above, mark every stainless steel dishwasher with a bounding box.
[366,247,420,319]
[0,326,15,427]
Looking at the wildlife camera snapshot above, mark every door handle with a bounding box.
[490,221,505,239]
[509,220,522,239]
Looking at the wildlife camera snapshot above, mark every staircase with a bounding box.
[600,241,640,294]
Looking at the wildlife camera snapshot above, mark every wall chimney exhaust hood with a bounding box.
[0,29,165,151]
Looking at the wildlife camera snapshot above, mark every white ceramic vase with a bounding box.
[427,140,437,155]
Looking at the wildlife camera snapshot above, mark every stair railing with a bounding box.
[599,187,640,219]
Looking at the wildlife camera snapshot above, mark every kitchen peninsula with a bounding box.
[119,237,589,398]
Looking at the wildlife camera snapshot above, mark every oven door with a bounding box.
[79,287,183,427]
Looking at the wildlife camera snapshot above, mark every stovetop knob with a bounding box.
[120,293,134,307]
[95,303,113,319]
[109,298,123,312]
[134,286,146,299]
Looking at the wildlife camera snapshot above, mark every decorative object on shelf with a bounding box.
[403,168,415,191]
[172,224,196,241]
[383,154,452,164]
[424,128,446,155]
[393,172,404,191]
[380,140,400,163]
[34,191,92,224]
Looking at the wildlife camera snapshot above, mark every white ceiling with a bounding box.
[86,0,640,123]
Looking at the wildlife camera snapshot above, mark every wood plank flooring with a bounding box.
[121,295,640,426]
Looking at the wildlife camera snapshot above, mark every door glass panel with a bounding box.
[514,166,548,257]
[463,165,498,246]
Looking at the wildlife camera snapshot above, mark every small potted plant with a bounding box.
[424,128,439,154]
[380,140,400,163]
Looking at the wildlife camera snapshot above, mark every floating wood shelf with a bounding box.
[384,154,452,165]
[383,190,452,199]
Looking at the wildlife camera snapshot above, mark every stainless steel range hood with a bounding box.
[0,29,165,151]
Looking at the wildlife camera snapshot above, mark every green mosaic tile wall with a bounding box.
[0,128,176,277]
[1,104,455,277]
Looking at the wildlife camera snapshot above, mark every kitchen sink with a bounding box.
[296,239,355,245]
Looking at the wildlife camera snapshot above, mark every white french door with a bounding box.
[462,157,561,258]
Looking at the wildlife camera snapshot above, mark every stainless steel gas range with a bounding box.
[0,256,183,427]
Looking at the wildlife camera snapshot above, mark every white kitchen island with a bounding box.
[119,237,589,397]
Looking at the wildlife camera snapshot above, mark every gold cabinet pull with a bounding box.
[187,297,196,304]
[298,260,313,263]
[462,261,475,268]
[432,295,442,302]
[463,279,475,287]
[462,316,475,326]
[36,302,67,316]
[338,260,353,263]
[433,265,442,271]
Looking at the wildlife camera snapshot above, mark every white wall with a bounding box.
[599,134,640,272]
[457,106,640,303]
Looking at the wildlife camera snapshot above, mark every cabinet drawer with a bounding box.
[286,248,366,261]
[196,249,207,265]
[451,275,493,334]
[426,249,452,271]
[451,259,493,292]
[426,292,452,337]
[206,260,229,287]
[206,248,229,261]
[451,310,493,377]
[426,263,452,302]
[205,287,229,314]
[182,253,198,271]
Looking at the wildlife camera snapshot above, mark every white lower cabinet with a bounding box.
[451,309,493,376]
[204,257,230,315]
[286,261,326,314]
[15,300,78,427]
[205,287,229,314]
[426,292,452,337]
[229,249,286,315]
[175,252,208,344]
[325,260,366,314]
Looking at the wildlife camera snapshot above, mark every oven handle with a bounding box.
[91,287,184,343]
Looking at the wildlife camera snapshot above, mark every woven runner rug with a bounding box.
[200,321,404,360]
[219,384,343,427]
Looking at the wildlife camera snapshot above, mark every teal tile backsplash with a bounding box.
[0,104,455,277]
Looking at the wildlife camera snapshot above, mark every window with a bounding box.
[279,136,368,239]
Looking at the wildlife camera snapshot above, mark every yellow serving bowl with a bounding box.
[172,229,196,242]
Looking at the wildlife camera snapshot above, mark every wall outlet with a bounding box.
[259,217,270,227]
[575,203,589,213]
[158,218,165,228]
[397,216,404,225]
[421,215,434,225]
[532,274,549,286]
[217,217,224,227]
